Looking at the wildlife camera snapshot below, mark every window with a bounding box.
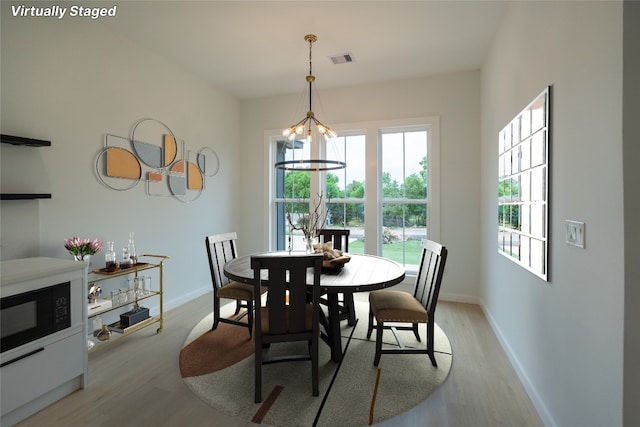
[498,87,549,280]
[325,134,366,254]
[268,117,440,273]
[273,139,312,252]
[381,128,428,272]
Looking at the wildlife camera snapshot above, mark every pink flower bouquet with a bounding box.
[64,237,103,260]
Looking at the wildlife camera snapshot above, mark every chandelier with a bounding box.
[275,34,346,172]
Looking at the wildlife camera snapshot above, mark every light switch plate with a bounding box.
[565,220,585,248]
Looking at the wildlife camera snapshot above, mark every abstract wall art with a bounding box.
[95,118,220,202]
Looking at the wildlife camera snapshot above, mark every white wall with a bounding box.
[239,70,482,300]
[0,11,242,311]
[481,2,623,426]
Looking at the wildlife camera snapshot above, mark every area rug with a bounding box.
[180,298,452,426]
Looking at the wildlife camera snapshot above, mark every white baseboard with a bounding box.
[479,299,556,427]
[165,285,211,313]
[143,285,211,317]
[439,292,482,305]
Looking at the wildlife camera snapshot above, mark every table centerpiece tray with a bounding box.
[92,262,149,275]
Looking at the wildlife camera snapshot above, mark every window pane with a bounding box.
[520,110,531,140]
[521,172,531,201]
[325,135,366,250]
[521,236,530,265]
[531,168,545,201]
[381,128,428,272]
[326,135,364,197]
[276,140,312,199]
[504,124,512,149]
[531,238,545,275]
[381,132,404,199]
[521,138,531,170]
[405,131,427,199]
[531,93,547,133]
[509,231,520,260]
[382,203,427,273]
[511,119,519,145]
[325,202,365,255]
[521,204,530,234]
[530,204,545,237]
[531,131,546,167]
[283,200,310,251]
[511,147,520,174]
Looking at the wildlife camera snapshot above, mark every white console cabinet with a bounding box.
[0,257,87,426]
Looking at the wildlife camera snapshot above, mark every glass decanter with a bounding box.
[128,232,137,265]
[105,241,117,271]
[121,247,132,268]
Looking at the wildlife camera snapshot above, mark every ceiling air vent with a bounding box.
[329,53,353,65]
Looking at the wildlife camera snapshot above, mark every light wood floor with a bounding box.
[17,293,543,427]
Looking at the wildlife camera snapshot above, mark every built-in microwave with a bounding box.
[0,281,71,354]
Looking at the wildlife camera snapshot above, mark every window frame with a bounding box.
[498,86,550,281]
[264,116,440,268]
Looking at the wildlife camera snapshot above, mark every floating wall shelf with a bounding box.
[0,134,51,147]
[1,194,52,200]
[1,134,52,199]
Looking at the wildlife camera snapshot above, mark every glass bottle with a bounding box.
[105,241,117,271]
[121,247,132,268]
[128,232,137,265]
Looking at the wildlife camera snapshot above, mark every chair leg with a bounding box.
[234,299,242,315]
[344,293,356,326]
[366,308,374,339]
[311,337,319,396]
[212,296,221,331]
[247,299,254,338]
[255,338,262,403]
[374,321,384,366]
[412,322,421,342]
[427,321,437,367]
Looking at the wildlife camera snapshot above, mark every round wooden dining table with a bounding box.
[224,251,405,362]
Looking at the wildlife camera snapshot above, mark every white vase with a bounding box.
[74,254,91,263]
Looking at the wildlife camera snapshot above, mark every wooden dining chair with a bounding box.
[251,253,323,403]
[317,228,356,325]
[205,232,265,338]
[366,239,448,367]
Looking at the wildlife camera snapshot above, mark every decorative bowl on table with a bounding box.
[314,241,351,271]
[322,254,351,271]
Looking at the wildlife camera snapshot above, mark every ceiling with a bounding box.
[100,1,510,100]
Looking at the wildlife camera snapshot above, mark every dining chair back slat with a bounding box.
[208,232,238,290]
[367,239,448,367]
[251,253,323,403]
[317,228,356,325]
[317,229,350,252]
[206,232,259,337]
[414,240,445,317]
